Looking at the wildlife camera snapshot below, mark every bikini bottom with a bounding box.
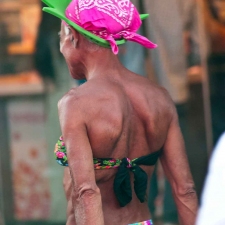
[129,219,153,225]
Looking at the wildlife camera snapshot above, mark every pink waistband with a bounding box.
[129,219,153,225]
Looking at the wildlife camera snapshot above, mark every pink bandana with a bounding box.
[65,0,157,54]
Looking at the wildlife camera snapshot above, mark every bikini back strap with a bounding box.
[134,149,163,165]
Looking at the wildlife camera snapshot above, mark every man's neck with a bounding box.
[84,49,125,80]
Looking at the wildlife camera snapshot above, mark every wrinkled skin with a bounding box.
[58,22,198,225]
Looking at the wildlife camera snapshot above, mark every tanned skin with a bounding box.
[58,22,198,225]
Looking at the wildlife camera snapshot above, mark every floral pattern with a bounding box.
[55,136,122,169]
[129,220,153,225]
[54,136,68,166]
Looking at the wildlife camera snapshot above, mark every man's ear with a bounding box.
[68,26,79,48]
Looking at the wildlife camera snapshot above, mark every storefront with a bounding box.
[0,0,51,224]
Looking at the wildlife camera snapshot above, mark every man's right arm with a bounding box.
[58,95,104,225]
[160,109,198,225]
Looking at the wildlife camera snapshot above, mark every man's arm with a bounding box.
[58,94,104,225]
[160,109,198,225]
[63,168,76,225]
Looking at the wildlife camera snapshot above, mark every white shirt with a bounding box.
[196,133,225,225]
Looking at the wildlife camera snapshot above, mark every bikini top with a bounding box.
[55,136,162,207]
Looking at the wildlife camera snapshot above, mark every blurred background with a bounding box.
[0,0,224,224]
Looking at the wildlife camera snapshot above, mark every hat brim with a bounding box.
[42,0,149,48]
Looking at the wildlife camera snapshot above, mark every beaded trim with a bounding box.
[129,219,153,225]
[93,158,121,169]
[54,136,137,168]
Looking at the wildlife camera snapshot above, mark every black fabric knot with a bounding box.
[124,157,133,168]
[113,149,162,207]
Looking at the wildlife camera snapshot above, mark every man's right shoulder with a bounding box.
[146,82,177,121]
[144,80,174,105]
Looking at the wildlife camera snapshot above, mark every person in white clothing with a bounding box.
[196,132,225,225]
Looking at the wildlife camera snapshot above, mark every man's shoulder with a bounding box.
[58,87,80,108]
[57,83,104,113]
[57,86,89,113]
[140,79,177,118]
[132,74,168,94]
[57,86,95,124]
[135,76,174,104]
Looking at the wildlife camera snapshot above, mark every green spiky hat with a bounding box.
[42,0,156,53]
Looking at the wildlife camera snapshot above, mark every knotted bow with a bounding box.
[113,150,162,207]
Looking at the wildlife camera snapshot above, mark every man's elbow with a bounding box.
[75,184,101,202]
[176,183,198,200]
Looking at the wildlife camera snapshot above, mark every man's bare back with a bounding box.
[60,69,197,225]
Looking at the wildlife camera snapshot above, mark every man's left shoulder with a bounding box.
[58,86,94,114]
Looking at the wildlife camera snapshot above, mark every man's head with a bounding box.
[60,21,102,54]
[43,0,157,55]
[59,21,107,79]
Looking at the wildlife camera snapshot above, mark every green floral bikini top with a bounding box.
[55,136,162,207]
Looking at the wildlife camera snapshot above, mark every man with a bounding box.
[43,0,198,224]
